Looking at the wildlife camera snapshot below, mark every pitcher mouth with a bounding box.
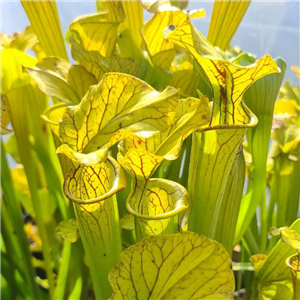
[126,178,188,220]
[63,156,126,204]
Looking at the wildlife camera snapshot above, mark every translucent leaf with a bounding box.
[27,57,97,104]
[118,1,144,49]
[1,95,13,134]
[164,14,280,126]
[109,232,235,300]
[69,10,123,56]
[21,1,68,59]
[70,37,138,81]
[1,26,38,52]
[121,95,211,160]
[56,219,79,243]
[57,73,179,165]
[1,48,37,94]
[144,10,205,68]
[207,1,251,50]
[119,149,188,240]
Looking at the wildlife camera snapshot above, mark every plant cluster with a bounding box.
[1,1,299,300]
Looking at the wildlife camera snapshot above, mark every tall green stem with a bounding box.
[8,87,55,297]
[1,140,40,300]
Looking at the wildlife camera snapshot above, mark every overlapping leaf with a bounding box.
[109,231,234,300]
[63,155,126,299]
[27,57,97,105]
[0,26,38,52]
[164,13,280,127]
[234,58,286,244]
[69,8,124,56]
[118,1,144,49]
[253,219,300,300]
[164,13,280,239]
[121,94,211,160]
[169,53,200,97]
[144,9,205,69]
[119,149,188,239]
[70,37,138,81]
[57,73,179,165]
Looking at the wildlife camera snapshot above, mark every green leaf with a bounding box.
[38,189,57,223]
[207,1,251,50]
[56,219,79,243]
[119,149,188,240]
[214,149,245,254]
[109,231,235,300]
[256,219,300,284]
[269,227,300,251]
[258,281,293,300]
[57,73,179,165]
[27,57,97,104]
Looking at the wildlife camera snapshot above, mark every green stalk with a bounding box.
[214,148,245,254]
[235,58,286,244]
[1,249,36,300]
[1,201,18,300]
[73,195,122,299]
[188,128,245,239]
[53,242,72,299]
[1,140,40,300]
[7,87,55,298]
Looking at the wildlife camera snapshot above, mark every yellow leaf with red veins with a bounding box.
[109,231,235,300]
[57,73,179,165]
[119,149,188,240]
